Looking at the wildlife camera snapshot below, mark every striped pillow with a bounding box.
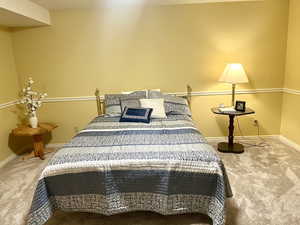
[148,90,191,116]
[120,97,141,112]
[104,91,147,117]
[164,94,191,116]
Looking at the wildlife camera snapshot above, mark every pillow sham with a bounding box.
[122,89,161,98]
[121,90,147,95]
[148,90,191,116]
[120,97,141,112]
[139,98,167,119]
[104,91,147,117]
[148,90,163,99]
[120,107,153,123]
[164,94,191,116]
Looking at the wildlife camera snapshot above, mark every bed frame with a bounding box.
[94,85,192,116]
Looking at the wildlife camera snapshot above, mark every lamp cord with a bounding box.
[236,117,270,148]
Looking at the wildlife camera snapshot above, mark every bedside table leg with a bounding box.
[218,114,244,154]
[33,135,45,160]
[228,115,235,146]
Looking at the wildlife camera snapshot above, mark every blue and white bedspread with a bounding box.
[27,115,232,225]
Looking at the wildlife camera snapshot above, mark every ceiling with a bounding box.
[30,0,262,10]
[0,8,45,27]
[0,0,50,27]
[0,0,262,27]
[30,0,105,10]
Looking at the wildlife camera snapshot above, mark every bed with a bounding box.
[27,86,232,225]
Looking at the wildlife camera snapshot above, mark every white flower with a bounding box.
[19,77,47,116]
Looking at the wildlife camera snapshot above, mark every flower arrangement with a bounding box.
[19,77,47,127]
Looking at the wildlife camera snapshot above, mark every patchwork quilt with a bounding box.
[27,115,232,225]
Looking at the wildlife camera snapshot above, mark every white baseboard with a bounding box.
[0,154,17,169]
[46,143,65,149]
[278,135,300,152]
[206,135,279,142]
[0,143,64,168]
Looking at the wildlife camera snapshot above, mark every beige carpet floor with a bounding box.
[0,137,300,225]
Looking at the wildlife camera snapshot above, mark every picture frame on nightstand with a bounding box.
[235,101,246,112]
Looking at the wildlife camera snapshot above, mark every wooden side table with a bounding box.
[211,107,255,154]
[12,123,58,160]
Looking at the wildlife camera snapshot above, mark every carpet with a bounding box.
[0,137,299,225]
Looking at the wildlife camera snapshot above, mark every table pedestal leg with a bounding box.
[218,115,244,154]
[33,135,45,160]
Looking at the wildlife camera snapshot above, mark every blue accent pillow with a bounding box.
[120,107,153,123]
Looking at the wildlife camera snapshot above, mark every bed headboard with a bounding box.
[95,85,192,116]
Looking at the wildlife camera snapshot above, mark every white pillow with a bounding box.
[139,98,167,119]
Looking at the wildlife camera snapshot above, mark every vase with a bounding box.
[29,114,38,128]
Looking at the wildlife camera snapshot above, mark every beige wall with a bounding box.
[12,1,288,95]
[0,27,19,104]
[281,0,300,145]
[0,27,19,161]
[10,0,289,143]
[281,93,300,145]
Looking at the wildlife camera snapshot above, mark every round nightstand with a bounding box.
[12,123,58,160]
[211,107,255,154]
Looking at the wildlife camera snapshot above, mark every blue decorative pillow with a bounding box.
[120,107,153,123]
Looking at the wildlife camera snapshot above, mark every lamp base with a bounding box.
[232,83,236,107]
[218,142,244,154]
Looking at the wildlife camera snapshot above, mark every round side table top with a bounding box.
[12,123,58,137]
[211,107,255,116]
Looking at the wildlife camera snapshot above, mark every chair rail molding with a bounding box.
[172,88,283,97]
[43,88,283,103]
[283,88,300,95]
[2,88,300,107]
[0,100,19,110]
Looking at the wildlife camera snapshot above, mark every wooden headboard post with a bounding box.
[186,84,192,108]
[95,88,102,116]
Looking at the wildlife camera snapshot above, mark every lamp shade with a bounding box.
[219,64,249,84]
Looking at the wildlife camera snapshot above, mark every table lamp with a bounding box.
[219,63,249,106]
